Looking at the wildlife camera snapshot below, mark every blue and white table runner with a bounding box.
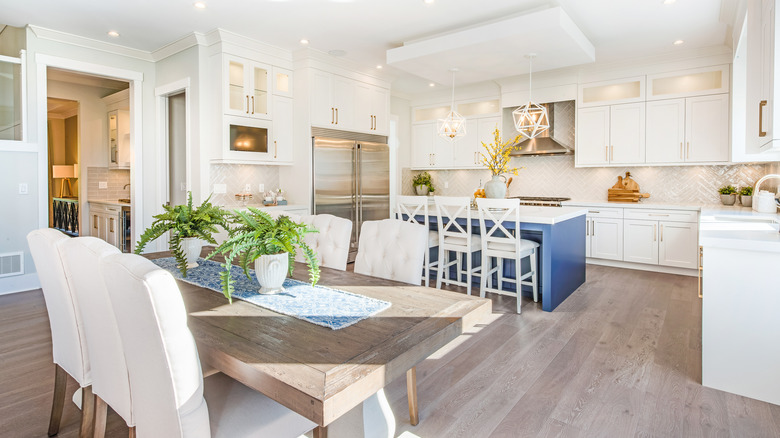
[151,257,391,330]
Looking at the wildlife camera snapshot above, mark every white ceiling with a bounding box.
[2,0,737,94]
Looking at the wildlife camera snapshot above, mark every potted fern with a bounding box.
[135,192,229,276]
[208,208,320,302]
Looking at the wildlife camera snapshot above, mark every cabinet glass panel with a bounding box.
[228,61,245,113]
[457,99,500,117]
[414,105,451,122]
[651,71,723,97]
[0,60,22,140]
[275,72,290,93]
[252,66,268,115]
[582,81,641,104]
[108,111,118,165]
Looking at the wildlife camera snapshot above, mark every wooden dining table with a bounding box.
[146,249,491,437]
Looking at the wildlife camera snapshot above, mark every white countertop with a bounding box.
[220,203,309,213]
[89,199,131,207]
[563,200,701,211]
[699,206,780,253]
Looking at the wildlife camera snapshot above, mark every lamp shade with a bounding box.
[52,165,74,179]
[513,102,550,139]
[73,163,79,178]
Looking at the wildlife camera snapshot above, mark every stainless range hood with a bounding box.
[510,102,573,156]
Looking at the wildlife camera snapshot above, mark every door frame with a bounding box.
[154,78,192,251]
[35,54,143,248]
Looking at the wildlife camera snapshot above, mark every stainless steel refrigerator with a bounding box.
[312,136,390,261]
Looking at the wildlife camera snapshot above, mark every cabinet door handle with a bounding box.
[591,220,595,236]
[686,142,690,159]
[94,215,98,229]
[605,145,608,161]
[680,142,683,160]
[586,219,590,236]
[588,210,600,214]
[759,100,767,137]
[251,96,255,114]
[274,140,278,159]
[698,246,703,298]
[610,145,614,162]
[335,108,339,124]
[660,224,663,242]
[110,217,115,233]
[653,223,657,242]
[331,108,334,124]
[648,213,669,217]
[246,95,249,114]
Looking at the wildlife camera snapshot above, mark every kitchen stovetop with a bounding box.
[510,196,572,206]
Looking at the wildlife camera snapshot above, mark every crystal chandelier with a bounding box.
[437,68,466,142]
[513,53,549,139]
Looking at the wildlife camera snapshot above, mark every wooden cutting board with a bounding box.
[608,172,650,202]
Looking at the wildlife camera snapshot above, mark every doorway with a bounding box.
[47,98,79,234]
[167,91,187,207]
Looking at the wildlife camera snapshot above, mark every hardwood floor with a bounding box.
[2,265,779,437]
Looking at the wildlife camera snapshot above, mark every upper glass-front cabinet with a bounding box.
[0,53,25,141]
[225,56,270,119]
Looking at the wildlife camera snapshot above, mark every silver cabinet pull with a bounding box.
[660,224,663,242]
[588,210,600,214]
[698,246,703,298]
[648,213,669,217]
[591,220,595,236]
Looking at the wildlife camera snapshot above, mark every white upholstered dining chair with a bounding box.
[476,198,540,313]
[434,196,481,294]
[396,195,439,287]
[99,252,317,438]
[354,219,428,285]
[297,213,353,271]
[26,228,95,438]
[59,237,134,438]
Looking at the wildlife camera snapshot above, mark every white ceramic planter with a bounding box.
[414,185,429,196]
[181,237,202,269]
[254,252,289,295]
[484,175,507,199]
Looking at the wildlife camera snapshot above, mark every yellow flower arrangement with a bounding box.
[480,127,524,176]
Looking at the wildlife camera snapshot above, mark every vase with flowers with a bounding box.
[479,128,524,198]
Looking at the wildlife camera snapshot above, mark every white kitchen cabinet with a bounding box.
[588,218,624,260]
[646,94,729,163]
[624,219,659,264]
[309,69,389,135]
[411,123,436,168]
[576,103,644,166]
[224,55,270,119]
[107,109,131,169]
[272,67,292,97]
[744,0,780,152]
[647,65,729,100]
[646,99,686,163]
[90,203,121,249]
[451,116,501,168]
[354,82,389,134]
[658,221,699,269]
[272,96,293,163]
[414,116,499,169]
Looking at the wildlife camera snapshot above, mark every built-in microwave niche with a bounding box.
[220,116,273,162]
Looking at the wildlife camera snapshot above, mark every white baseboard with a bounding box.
[0,273,41,295]
[586,258,698,277]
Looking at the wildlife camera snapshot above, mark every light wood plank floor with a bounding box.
[2,265,779,437]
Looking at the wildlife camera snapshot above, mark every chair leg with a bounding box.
[406,367,419,426]
[128,427,136,438]
[48,364,68,437]
[94,395,108,438]
[497,257,504,291]
[423,246,429,288]
[313,426,328,438]
[466,251,472,295]
[531,250,539,303]
[479,254,488,298]
[436,250,444,289]
[79,386,96,438]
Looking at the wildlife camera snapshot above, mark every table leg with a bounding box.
[313,426,328,438]
[407,367,419,426]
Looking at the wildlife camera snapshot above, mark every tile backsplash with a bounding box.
[403,155,779,204]
[87,167,130,200]
[209,164,281,207]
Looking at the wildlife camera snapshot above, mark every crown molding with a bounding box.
[28,25,154,62]
[151,32,207,62]
[205,28,292,61]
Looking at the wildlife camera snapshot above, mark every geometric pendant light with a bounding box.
[513,53,549,139]
[437,68,467,142]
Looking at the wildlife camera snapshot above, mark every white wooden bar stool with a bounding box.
[396,195,439,287]
[476,198,539,313]
[434,196,481,295]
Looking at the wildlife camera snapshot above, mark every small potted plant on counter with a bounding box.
[208,208,320,302]
[412,171,435,196]
[739,186,754,207]
[718,185,738,206]
[135,192,229,277]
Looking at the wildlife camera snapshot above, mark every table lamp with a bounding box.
[52,165,75,198]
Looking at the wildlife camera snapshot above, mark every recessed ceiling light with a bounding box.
[376,65,383,69]
[424,0,435,4]
[300,39,309,45]
[673,39,684,45]
[663,0,676,4]
[193,1,206,8]
[429,83,435,87]
[107,31,120,38]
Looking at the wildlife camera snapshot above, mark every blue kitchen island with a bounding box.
[419,205,587,312]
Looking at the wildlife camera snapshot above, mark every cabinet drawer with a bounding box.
[579,207,623,219]
[623,208,697,223]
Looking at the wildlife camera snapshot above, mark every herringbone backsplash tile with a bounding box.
[403,156,778,204]
[209,164,281,207]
